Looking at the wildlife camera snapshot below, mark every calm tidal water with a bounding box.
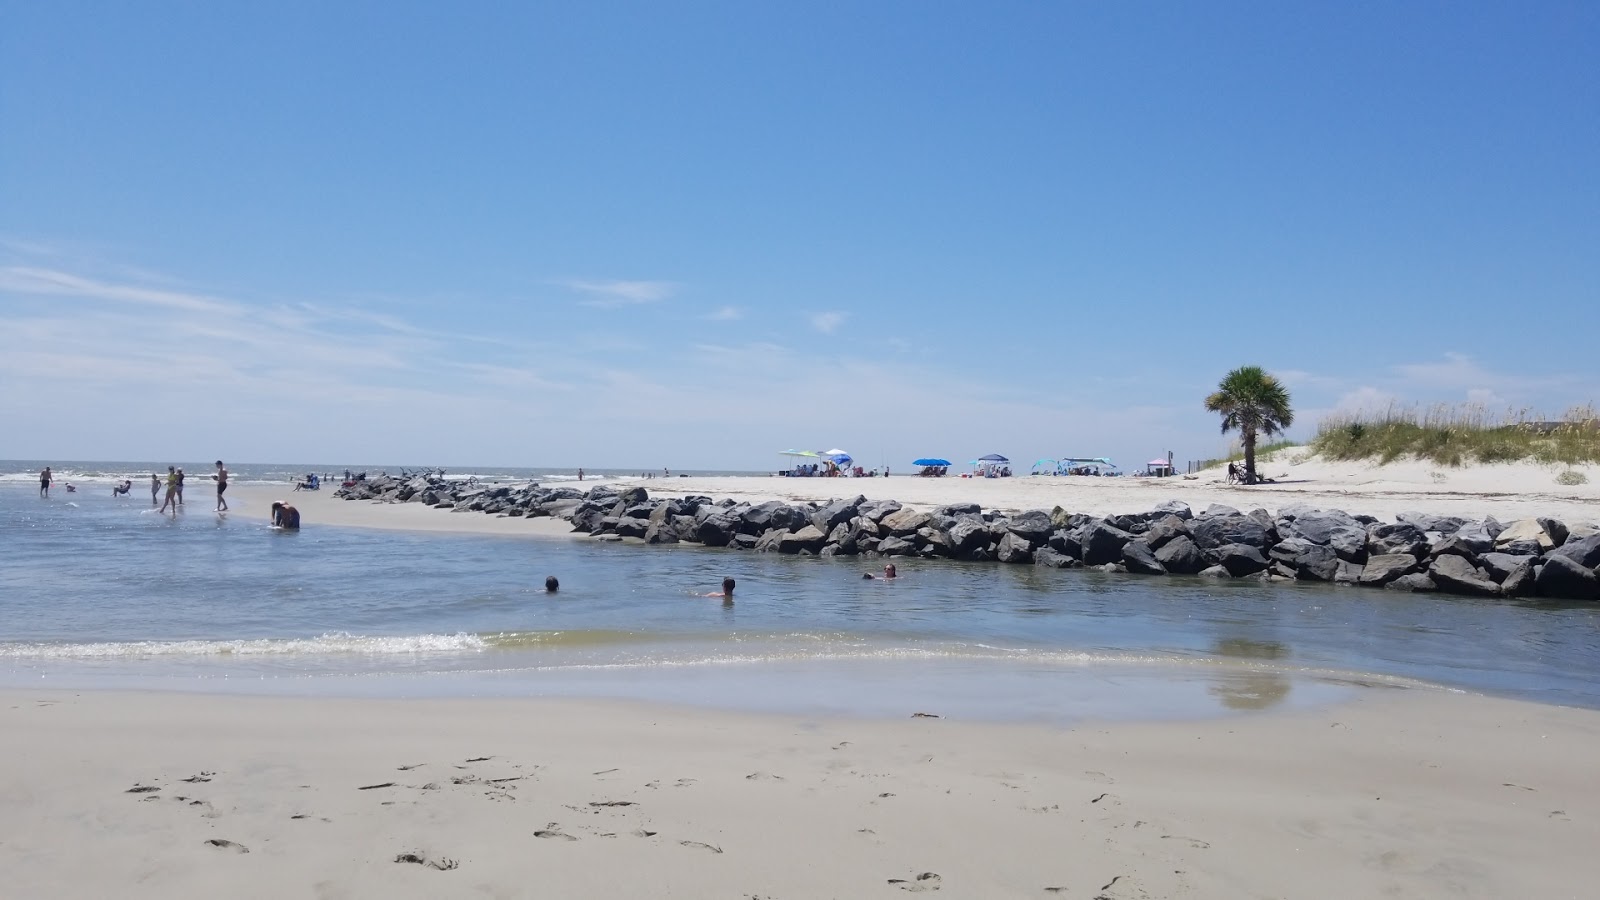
[3,477,1598,719]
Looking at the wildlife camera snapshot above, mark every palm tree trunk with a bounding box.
[1243,429,1257,485]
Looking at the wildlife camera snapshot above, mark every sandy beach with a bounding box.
[1,686,1593,898]
[230,453,1600,540]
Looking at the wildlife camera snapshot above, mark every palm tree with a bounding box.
[1204,366,1294,485]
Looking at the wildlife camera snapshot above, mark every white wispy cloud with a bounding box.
[706,305,743,321]
[811,310,846,334]
[562,279,676,307]
[0,266,231,312]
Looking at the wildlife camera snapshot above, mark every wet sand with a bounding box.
[1,687,1593,898]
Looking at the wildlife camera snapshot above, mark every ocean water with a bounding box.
[4,468,1599,721]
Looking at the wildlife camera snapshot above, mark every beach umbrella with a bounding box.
[912,458,951,467]
[779,449,821,458]
[823,448,851,458]
[978,454,1010,463]
[1147,458,1172,467]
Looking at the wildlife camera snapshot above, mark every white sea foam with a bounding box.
[0,632,489,659]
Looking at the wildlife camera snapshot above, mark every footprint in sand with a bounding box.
[394,852,458,871]
[180,772,214,783]
[679,840,723,854]
[205,839,248,854]
[589,800,637,808]
[745,772,785,782]
[535,825,578,841]
[888,872,941,891]
[126,785,161,794]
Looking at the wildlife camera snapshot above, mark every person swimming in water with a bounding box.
[544,576,559,593]
[702,577,735,599]
[864,563,898,580]
[270,501,301,529]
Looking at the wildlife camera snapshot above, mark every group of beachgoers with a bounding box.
[38,461,302,529]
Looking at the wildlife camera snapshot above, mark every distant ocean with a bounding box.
[0,459,760,487]
[4,460,1599,719]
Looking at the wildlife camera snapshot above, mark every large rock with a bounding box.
[1537,517,1570,547]
[810,495,866,534]
[881,508,934,537]
[1495,519,1554,551]
[1480,552,1535,582]
[695,514,739,547]
[1082,522,1134,565]
[1191,516,1269,551]
[1212,544,1269,576]
[1285,510,1361,545]
[858,499,903,523]
[1333,560,1365,584]
[1142,516,1190,550]
[616,486,649,505]
[1328,526,1369,563]
[1386,573,1438,592]
[614,517,650,539]
[1154,535,1204,574]
[947,519,990,559]
[643,518,680,544]
[1427,555,1500,597]
[1121,540,1167,575]
[1198,565,1233,578]
[1359,553,1422,586]
[1428,534,1482,564]
[779,525,828,554]
[1550,534,1600,569]
[995,532,1034,564]
[1033,547,1080,569]
[875,535,917,557]
[1270,540,1339,581]
[1005,510,1054,546]
[1202,504,1241,518]
[1534,555,1599,600]
[1150,499,1193,521]
[934,502,982,518]
[1396,512,1467,535]
[1452,519,1503,552]
[1500,559,1535,597]
[753,528,787,553]
[1367,523,1428,558]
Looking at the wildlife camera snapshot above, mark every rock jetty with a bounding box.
[336,475,1600,602]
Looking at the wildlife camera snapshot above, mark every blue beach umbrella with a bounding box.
[912,458,951,467]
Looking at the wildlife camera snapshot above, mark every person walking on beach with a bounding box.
[214,460,229,511]
[577,468,584,482]
[175,467,186,505]
[160,466,179,514]
[39,466,51,498]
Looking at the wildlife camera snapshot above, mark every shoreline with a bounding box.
[2,686,1594,897]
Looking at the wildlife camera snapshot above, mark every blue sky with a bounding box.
[2,2,1596,471]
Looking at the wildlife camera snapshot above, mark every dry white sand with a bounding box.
[2,687,1593,898]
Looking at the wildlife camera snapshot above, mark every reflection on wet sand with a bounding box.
[1209,638,1293,711]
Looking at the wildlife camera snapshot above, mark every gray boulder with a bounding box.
[948,519,990,559]
[753,528,787,553]
[1212,544,1269,576]
[881,508,934,537]
[1333,560,1365,584]
[616,486,648,505]
[1500,559,1535,597]
[779,525,828,554]
[1428,534,1481,564]
[1328,526,1369,563]
[1427,555,1500,597]
[643,518,680,545]
[1005,510,1054,545]
[1480,552,1535,582]
[1550,534,1600,569]
[876,535,917,557]
[1359,553,1422,586]
[858,499,903,523]
[1285,510,1361,545]
[1386,573,1438,592]
[934,502,982,517]
[1537,517,1569,547]
[1202,504,1241,518]
[1142,516,1190,550]
[1198,565,1233,578]
[810,495,866,534]
[1367,523,1428,558]
[1191,516,1269,551]
[1534,555,1599,600]
[1121,540,1167,575]
[614,517,650,539]
[1154,535,1205,574]
[996,532,1034,564]
[1150,499,1193,520]
[1082,522,1134,565]
[1271,540,1339,581]
[1033,548,1080,569]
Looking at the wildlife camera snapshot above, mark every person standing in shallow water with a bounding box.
[214,460,229,511]
[150,473,160,505]
[175,468,186,506]
[160,466,179,514]
[39,466,51,498]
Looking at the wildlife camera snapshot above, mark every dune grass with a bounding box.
[1310,404,1600,467]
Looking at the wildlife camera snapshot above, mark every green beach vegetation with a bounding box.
[1195,439,1299,473]
[1310,404,1600,468]
[1203,366,1295,484]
